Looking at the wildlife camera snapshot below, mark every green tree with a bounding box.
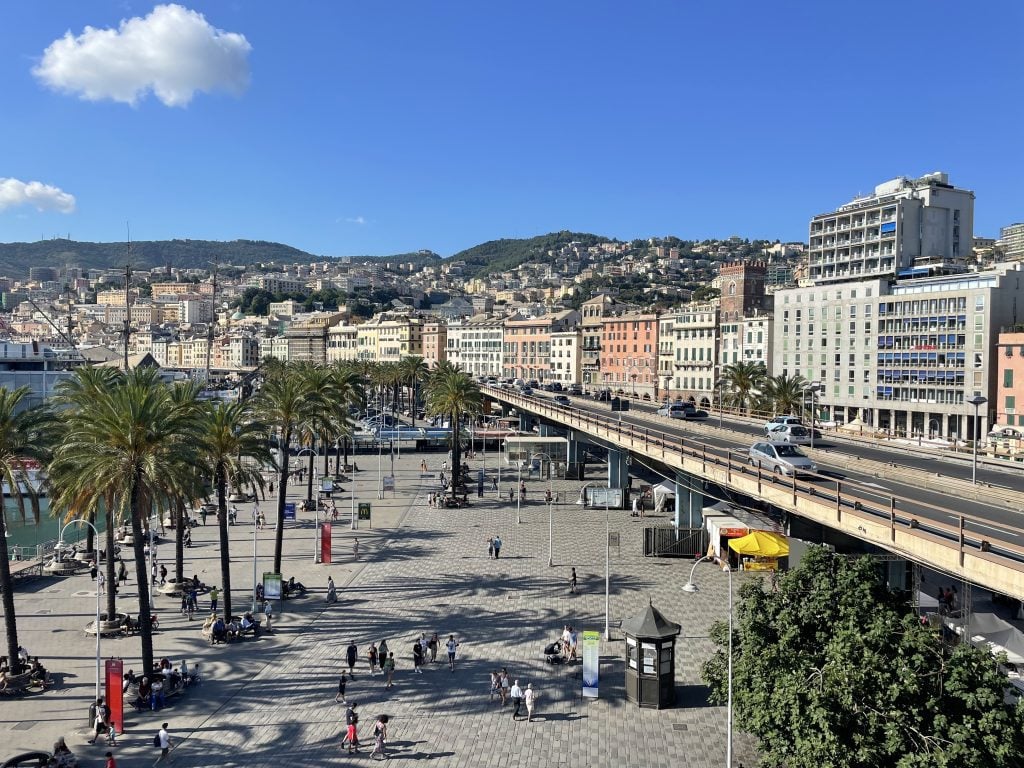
[50,368,202,674]
[0,388,55,673]
[398,356,429,426]
[702,547,1024,768]
[721,361,767,414]
[425,366,482,491]
[763,372,808,415]
[198,400,272,622]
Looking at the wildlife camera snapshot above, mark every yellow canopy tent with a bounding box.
[728,530,789,558]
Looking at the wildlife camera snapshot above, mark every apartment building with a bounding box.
[503,310,579,383]
[377,314,424,364]
[447,315,504,378]
[151,282,215,298]
[602,312,658,399]
[326,323,360,364]
[579,294,618,387]
[807,173,974,283]
[549,329,581,386]
[422,320,447,369]
[995,330,1024,429]
[657,304,718,405]
[998,223,1024,262]
[772,262,1024,439]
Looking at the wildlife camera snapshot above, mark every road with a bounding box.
[489,388,1024,552]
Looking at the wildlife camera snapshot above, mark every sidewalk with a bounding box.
[0,447,760,768]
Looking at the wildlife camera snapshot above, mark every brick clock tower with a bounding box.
[719,262,767,322]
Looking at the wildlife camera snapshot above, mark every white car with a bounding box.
[748,442,817,477]
[766,424,813,445]
[763,415,803,434]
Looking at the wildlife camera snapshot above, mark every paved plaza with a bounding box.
[1,447,760,767]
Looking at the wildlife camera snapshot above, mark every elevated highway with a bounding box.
[485,387,1024,600]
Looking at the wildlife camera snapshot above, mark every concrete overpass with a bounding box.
[485,387,1024,601]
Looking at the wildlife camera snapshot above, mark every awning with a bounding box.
[728,530,789,558]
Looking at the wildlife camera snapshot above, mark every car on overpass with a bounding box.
[748,441,818,477]
[763,415,803,434]
[766,423,813,445]
[657,402,707,420]
[553,394,571,407]
[593,388,612,402]
[567,384,583,396]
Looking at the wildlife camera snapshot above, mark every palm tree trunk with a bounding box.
[216,464,233,622]
[274,431,292,574]
[410,380,417,428]
[334,440,341,476]
[450,409,460,490]
[174,499,185,587]
[86,508,95,556]
[129,477,155,675]
[0,508,22,673]
[105,511,117,619]
[306,443,315,500]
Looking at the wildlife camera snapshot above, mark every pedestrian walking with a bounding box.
[491,475,498,491]
[105,751,117,768]
[412,638,424,673]
[335,671,348,703]
[545,488,552,504]
[367,643,378,674]
[326,575,337,604]
[96,570,106,595]
[421,459,428,474]
[378,639,389,667]
[429,632,439,663]
[157,722,171,761]
[88,696,109,744]
[508,487,514,503]
[370,714,389,760]
[269,481,274,496]
[487,538,494,559]
[382,652,396,688]
[441,460,448,472]
[493,535,502,559]
[343,703,360,754]
[149,560,156,585]
[346,640,358,675]
[159,564,167,585]
[524,683,536,721]
[209,586,219,614]
[263,600,273,632]
[117,559,128,585]
[489,670,500,701]
[353,538,360,561]
[569,567,577,594]
[445,634,460,672]
[510,679,523,719]
[499,668,511,705]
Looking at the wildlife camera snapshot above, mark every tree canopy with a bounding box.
[702,546,1024,768]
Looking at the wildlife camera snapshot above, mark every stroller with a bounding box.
[543,640,564,665]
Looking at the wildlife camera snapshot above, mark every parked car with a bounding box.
[766,423,813,445]
[593,388,612,402]
[748,442,817,477]
[228,490,256,503]
[763,415,803,434]
[553,394,571,407]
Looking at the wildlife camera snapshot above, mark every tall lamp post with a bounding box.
[532,451,554,567]
[717,371,726,428]
[58,519,101,703]
[968,395,987,484]
[683,555,733,768]
[807,382,822,449]
[251,499,260,613]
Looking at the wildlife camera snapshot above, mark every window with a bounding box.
[1005,369,1014,388]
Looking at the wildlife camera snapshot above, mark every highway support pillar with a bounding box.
[674,471,704,529]
[608,447,629,491]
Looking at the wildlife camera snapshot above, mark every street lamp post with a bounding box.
[807,382,822,449]
[968,395,987,485]
[251,499,259,613]
[58,519,101,703]
[683,555,733,768]
[604,498,610,641]
[516,458,523,525]
[718,373,726,428]
[531,451,554,567]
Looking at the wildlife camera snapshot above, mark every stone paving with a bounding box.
[1,447,761,767]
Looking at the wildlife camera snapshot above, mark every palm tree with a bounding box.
[0,388,55,673]
[50,367,202,674]
[721,361,767,414]
[254,364,319,574]
[198,400,272,622]
[763,373,809,416]
[425,367,482,491]
[399,356,429,427]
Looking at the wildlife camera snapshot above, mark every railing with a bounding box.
[485,387,1024,597]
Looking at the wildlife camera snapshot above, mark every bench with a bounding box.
[0,671,32,696]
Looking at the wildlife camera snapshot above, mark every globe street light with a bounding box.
[682,555,733,768]
[58,519,101,703]
[968,395,987,485]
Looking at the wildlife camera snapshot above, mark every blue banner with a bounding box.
[283,502,296,520]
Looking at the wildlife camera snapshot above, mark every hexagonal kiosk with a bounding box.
[622,601,681,709]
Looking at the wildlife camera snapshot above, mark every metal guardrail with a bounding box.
[487,386,1024,599]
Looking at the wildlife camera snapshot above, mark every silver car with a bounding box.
[748,442,818,477]
[766,424,812,445]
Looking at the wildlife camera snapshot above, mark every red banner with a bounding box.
[105,658,124,734]
[320,523,332,564]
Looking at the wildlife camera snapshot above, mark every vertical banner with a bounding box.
[105,658,124,733]
[320,522,332,564]
[582,630,600,698]
[263,572,282,600]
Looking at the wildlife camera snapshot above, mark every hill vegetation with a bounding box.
[451,231,610,278]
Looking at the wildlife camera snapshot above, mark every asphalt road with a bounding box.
[489,388,1024,552]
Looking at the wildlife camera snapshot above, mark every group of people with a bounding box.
[545,625,579,664]
[202,611,260,643]
[937,585,959,614]
[486,536,504,559]
[489,669,538,721]
[341,702,390,760]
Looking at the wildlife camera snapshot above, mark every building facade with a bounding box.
[658,304,718,405]
[549,329,581,386]
[601,312,659,399]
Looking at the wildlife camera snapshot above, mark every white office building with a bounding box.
[807,172,974,283]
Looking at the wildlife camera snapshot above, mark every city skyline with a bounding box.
[1,2,1022,257]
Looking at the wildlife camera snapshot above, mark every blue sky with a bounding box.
[1,2,1022,258]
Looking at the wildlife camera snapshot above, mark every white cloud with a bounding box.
[0,178,76,214]
[345,216,367,225]
[33,4,252,107]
